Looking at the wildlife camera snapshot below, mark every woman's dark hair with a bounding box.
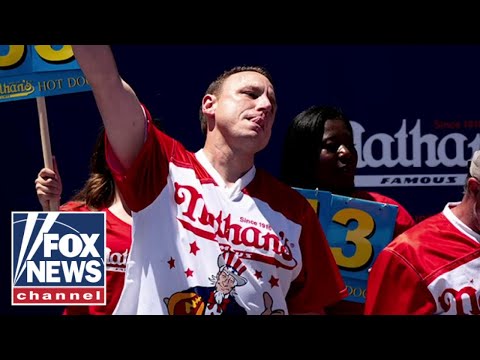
[71,127,115,210]
[280,105,350,189]
[71,118,163,210]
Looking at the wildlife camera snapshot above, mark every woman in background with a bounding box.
[280,105,415,314]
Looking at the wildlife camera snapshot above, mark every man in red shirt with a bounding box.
[365,150,480,315]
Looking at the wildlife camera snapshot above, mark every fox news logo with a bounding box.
[12,211,106,306]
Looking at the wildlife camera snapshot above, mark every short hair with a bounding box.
[199,66,274,135]
[464,150,480,192]
[469,150,480,180]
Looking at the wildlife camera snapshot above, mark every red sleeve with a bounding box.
[286,205,347,314]
[59,202,90,212]
[354,191,416,238]
[105,107,175,212]
[364,242,436,315]
[63,306,90,315]
[393,204,416,238]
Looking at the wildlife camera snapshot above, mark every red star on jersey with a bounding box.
[269,275,279,288]
[254,270,263,279]
[189,241,200,255]
[167,257,175,269]
[185,268,194,277]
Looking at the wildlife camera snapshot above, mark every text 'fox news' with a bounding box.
[11,212,106,306]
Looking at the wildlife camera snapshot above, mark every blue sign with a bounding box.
[295,188,398,303]
[0,45,91,102]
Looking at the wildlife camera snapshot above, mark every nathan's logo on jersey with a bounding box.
[173,182,297,270]
[438,286,480,315]
[352,119,478,187]
[106,248,129,272]
[11,212,106,306]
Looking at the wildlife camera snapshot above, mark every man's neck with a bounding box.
[202,143,254,187]
[451,198,479,234]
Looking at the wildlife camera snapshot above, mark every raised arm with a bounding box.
[72,45,145,170]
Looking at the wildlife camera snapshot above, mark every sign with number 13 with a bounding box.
[296,188,398,303]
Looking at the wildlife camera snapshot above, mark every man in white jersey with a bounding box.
[365,150,480,315]
[72,45,347,315]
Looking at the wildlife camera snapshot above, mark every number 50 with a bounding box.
[0,45,74,69]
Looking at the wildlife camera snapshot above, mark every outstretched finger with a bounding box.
[52,157,61,180]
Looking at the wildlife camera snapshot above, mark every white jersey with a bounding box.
[110,114,346,315]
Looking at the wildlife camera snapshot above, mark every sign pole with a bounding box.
[36,96,59,211]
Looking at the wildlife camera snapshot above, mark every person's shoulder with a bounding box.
[256,169,308,199]
[254,169,313,211]
[60,201,90,212]
[354,190,401,205]
[388,211,444,247]
[360,190,416,218]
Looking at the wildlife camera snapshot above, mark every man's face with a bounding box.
[314,119,358,195]
[216,270,236,294]
[206,71,277,154]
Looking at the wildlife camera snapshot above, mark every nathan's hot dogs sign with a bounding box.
[296,188,398,303]
[0,45,90,101]
[1,45,91,211]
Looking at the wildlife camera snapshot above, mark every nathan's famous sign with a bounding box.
[0,45,90,101]
[352,119,479,187]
